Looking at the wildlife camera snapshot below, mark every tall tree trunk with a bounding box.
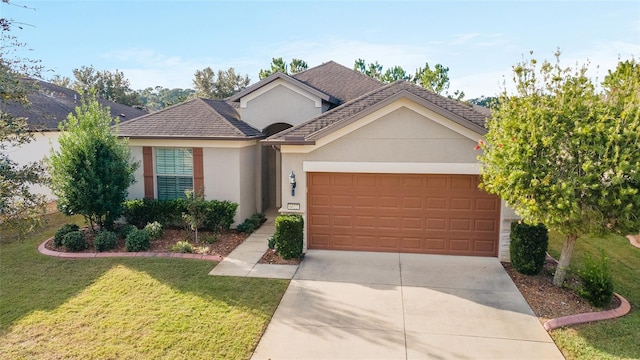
[553,233,578,286]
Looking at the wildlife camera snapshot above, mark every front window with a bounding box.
[156,148,193,199]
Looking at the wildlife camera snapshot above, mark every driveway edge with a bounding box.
[38,238,223,262]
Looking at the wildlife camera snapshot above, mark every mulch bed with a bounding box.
[258,248,302,265]
[503,258,620,323]
[44,227,248,258]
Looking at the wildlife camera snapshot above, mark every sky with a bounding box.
[2,0,639,99]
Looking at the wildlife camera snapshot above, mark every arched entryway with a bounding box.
[261,123,292,211]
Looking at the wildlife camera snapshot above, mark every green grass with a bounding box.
[547,232,640,359]
[0,213,289,359]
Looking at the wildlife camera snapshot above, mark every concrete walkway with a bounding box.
[208,209,299,279]
[252,250,564,360]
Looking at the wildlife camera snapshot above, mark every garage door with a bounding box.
[307,173,500,256]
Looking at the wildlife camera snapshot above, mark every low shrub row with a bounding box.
[237,213,266,234]
[122,198,237,232]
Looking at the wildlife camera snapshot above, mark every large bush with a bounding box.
[48,95,138,231]
[125,228,150,252]
[62,231,88,252]
[510,222,548,275]
[578,252,614,307]
[54,223,80,248]
[94,230,118,252]
[274,215,303,260]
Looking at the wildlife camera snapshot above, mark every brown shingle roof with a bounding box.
[292,61,384,105]
[117,98,263,139]
[265,81,490,144]
[0,79,147,131]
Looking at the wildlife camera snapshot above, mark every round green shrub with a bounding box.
[62,231,88,252]
[144,221,163,240]
[510,221,548,275]
[54,223,80,248]
[94,230,118,252]
[171,241,194,253]
[117,224,137,239]
[125,229,150,252]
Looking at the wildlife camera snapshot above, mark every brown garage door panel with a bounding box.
[308,173,501,257]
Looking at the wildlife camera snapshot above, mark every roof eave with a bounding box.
[118,135,264,141]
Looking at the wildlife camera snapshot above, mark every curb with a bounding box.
[544,293,631,331]
[38,238,223,262]
[626,235,640,249]
[542,253,632,331]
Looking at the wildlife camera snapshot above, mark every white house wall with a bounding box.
[240,81,323,130]
[126,139,258,225]
[279,100,513,260]
[4,131,60,199]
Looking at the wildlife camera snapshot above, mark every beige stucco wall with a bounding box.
[240,80,323,131]
[279,99,513,258]
[126,139,258,225]
[4,131,60,199]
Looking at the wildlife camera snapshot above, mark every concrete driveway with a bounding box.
[252,250,564,360]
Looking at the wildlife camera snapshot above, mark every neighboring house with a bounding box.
[1,80,147,198]
[118,61,517,260]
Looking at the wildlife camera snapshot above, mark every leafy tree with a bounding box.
[137,86,194,111]
[71,65,141,106]
[48,94,138,231]
[353,59,384,81]
[478,53,640,286]
[49,74,71,88]
[258,57,308,79]
[354,59,465,99]
[381,65,412,83]
[468,96,500,109]
[182,189,208,243]
[193,67,250,99]
[414,62,464,100]
[0,2,48,237]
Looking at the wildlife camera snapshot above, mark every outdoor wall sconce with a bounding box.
[289,171,297,196]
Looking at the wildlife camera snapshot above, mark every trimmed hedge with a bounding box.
[274,215,303,260]
[122,199,237,231]
[510,221,548,275]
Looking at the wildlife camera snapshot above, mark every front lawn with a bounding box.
[0,213,289,359]
[547,232,640,359]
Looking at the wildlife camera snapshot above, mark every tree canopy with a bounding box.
[479,52,640,285]
[48,95,138,230]
[192,67,250,99]
[353,59,465,99]
[70,65,141,106]
[137,86,194,111]
[258,57,308,79]
[0,2,48,236]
